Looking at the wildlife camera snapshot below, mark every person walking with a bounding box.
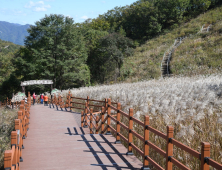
[40,93,44,104]
[33,92,36,105]
[44,94,48,106]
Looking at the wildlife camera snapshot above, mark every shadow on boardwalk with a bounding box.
[65,126,140,170]
[19,105,142,170]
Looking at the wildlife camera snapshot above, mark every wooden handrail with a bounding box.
[70,106,84,110]
[96,115,109,132]
[88,99,104,102]
[118,132,128,143]
[208,158,222,169]
[170,157,191,170]
[131,143,143,156]
[52,94,222,170]
[71,96,87,100]
[149,126,167,140]
[131,117,144,126]
[145,156,165,170]
[147,140,166,157]
[4,95,32,169]
[70,101,85,105]
[171,138,200,159]
[131,129,144,141]
[88,104,103,107]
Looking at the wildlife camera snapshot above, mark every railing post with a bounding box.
[19,106,24,136]
[105,98,107,108]
[142,115,149,170]
[84,101,88,128]
[101,106,105,133]
[200,142,210,170]
[166,126,174,170]
[105,98,111,135]
[24,117,27,138]
[87,96,89,108]
[21,101,26,139]
[15,119,23,162]
[126,108,134,155]
[18,109,25,150]
[90,108,93,134]
[11,131,18,169]
[81,111,84,127]
[96,115,99,134]
[4,150,12,169]
[115,103,121,144]
[69,93,72,111]
[25,104,29,130]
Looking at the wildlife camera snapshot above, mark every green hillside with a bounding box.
[120,5,222,82]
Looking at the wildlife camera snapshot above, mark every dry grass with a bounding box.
[0,108,18,169]
[63,74,222,169]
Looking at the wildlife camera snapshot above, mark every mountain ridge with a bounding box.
[0,21,30,46]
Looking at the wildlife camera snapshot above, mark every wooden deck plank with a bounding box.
[20,105,143,170]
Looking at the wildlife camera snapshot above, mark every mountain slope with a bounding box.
[120,5,222,82]
[0,21,30,46]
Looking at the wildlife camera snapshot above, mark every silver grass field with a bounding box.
[62,74,222,169]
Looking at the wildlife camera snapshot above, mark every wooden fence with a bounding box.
[3,92,31,170]
[51,92,222,170]
[0,98,21,109]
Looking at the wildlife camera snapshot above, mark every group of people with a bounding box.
[32,92,48,106]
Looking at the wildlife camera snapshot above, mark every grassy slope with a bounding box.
[121,5,222,82]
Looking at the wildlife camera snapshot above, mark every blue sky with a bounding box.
[0,0,137,25]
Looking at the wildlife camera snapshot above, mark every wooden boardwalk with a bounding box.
[19,104,143,170]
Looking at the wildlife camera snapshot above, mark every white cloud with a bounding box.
[25,1,51,12]
[81,16,88,20]
[101,1,106,4]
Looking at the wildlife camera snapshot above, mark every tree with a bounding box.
[156,0,190,27]
[121,1,162,41]
[93,33,134,83]
[14,14,90,89]
[186,0,211,16]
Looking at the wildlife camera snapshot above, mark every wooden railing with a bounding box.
[3,92,31,170]
[0,98,22,109]
[52,94,222,170]
[50,93,70,111]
